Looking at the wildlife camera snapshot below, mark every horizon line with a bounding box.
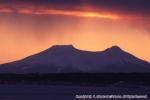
[0,44,150,65]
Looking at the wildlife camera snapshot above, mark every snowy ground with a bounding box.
[0,82,150,100]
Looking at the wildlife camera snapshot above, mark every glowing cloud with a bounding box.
[0,0,150,64]
[0,7,119,20]
[0,8,13,13]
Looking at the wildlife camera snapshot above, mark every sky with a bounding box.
[0,0,150,64]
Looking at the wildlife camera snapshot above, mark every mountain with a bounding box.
[0,45,150,73]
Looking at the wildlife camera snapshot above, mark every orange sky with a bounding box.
[0,5,150,64]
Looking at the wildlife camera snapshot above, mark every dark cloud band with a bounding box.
[0,0,149,18]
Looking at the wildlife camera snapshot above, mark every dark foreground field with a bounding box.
[0,84,149,100]
[0,73,150,85]
[0,73,150,100]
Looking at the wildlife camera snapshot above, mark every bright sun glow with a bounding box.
[82,12,119,19]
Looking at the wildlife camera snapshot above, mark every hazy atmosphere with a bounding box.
[0,0,150,64]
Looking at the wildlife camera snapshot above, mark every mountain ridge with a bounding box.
[0,45,150,73]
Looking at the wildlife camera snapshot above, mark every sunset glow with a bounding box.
[0,0,150,64]
[0,8,119,20]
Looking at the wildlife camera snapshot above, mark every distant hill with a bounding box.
[0,45,150,73]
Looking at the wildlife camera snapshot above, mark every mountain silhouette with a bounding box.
[0,45,150,73]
